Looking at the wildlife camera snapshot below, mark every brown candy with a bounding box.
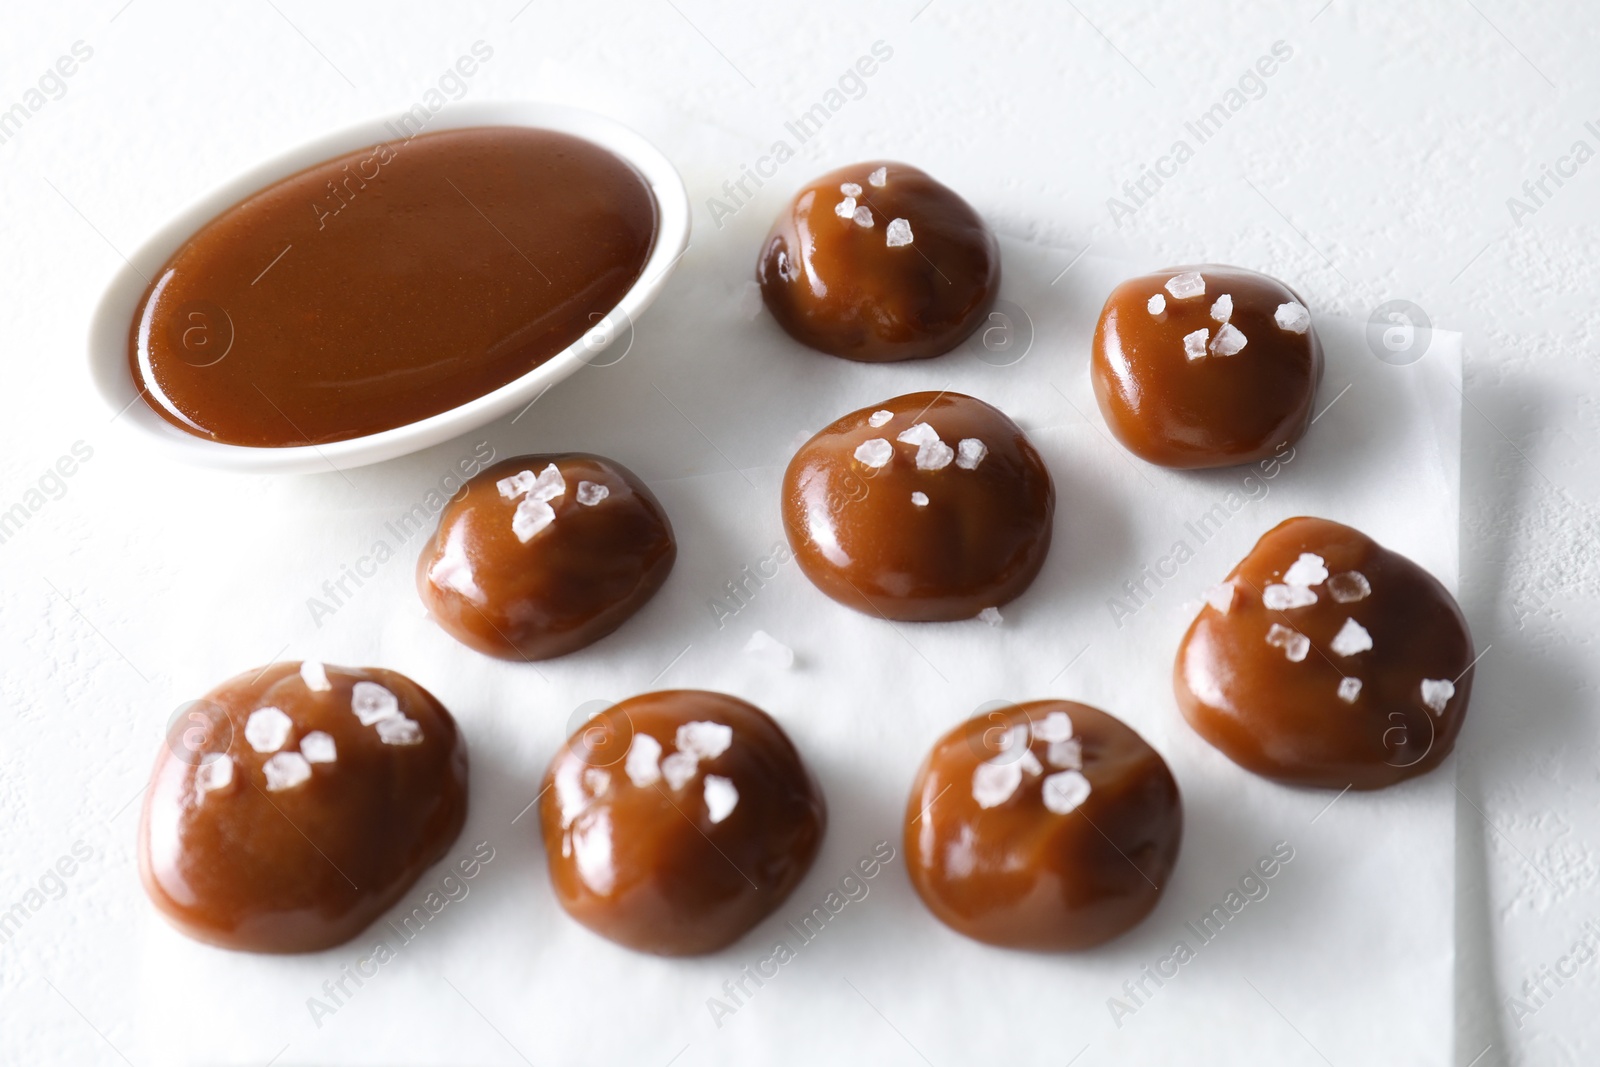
[138,662,468,953]
[1091,265,1323,469]
[417,454,675,661]
[757,162,999,362]
[1175,516,1475,789]
[905,700,1182,950]
[782,391,1054,622]
[538,690,825,956]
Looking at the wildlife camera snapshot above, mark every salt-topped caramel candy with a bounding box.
[138,662,468,953]
[757,162,1000,362]
[1176,516,1475,789]
[782,392,1054,622]
[905,700,1181,950]
[417,454,675,661]
[539,690,825,956]
[1091,265,1323,468]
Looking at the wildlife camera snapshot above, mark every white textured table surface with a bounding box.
[1,2,1595,1064]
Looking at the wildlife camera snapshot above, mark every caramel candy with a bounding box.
[417,454,675,661]
[905,700,1181,950]
[757,162,999,362]
[138,662,468,953]
[1176,516,1475,789]
[1091,265,1323,468]
[539,690,825,956]
[782,391,1054,622]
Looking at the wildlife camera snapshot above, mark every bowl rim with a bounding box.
[87,101,692,474]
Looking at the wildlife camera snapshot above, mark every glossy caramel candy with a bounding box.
[905,700,1182,950]
[782,391,1054,622]
[757,162,999,362]
[539,690,825,956]
[417,454,675,661]
[138,662,468,953]
[1091,265,1323,469]
[1175,516,1475,789]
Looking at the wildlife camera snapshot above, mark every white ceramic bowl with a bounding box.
[87,102,691,475]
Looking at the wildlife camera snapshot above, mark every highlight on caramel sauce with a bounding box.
[129,127,658,447]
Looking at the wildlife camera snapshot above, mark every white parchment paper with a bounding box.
[135,243,1462,1066]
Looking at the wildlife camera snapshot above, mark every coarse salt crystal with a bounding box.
[835,196,857,219]
[1283,553,1329,587]
[677,721,734,761]
[1211,294,1233,322]
[1019,748,1043,776]
[299,731,337,764]
[245,706,293,753]
[1032,710,1074,743]
[885,218,913,247]
[527,465,565,502]
[377,716,423,746]
[1165,271,1205,299]
[661,751,698,791]
[625,734,663,788]
[897,422,954,470]
[956,438,988,470]
[1330,617,1373,657]
[868,409,894,428]
[1041,770,1092,815]
[854,438,894,468]
[1204,583,1235,614]
[1147,293,1166,315]
[868,166,887,187]
[512,497,556,542]
[1266,623,1310,662]
[840,182,862,196]
[1327,571,1371,603]
[195,754,233,797]
[1263,583,1318,610]
[496,470,538,500]
[1047,738,1082,770]
[1337,677,1362,703]
[300,660,331,692]
[1275,301,1311,334]
[351,681,400,725]
[743,629,794,669]
[703,775,739,824]
[911,491,929,507]
[1183,329,1209,361]
[583,768,610,795]
[576,481,609,506]
[263,751,312,792]
[977,606,1003,627]
[853,205,874,228]
[972,758,1023,809]
[1420,678,1455,713]
[1210,322,1248,356]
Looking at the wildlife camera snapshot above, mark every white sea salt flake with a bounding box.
[835,196,857,219]
[1420,678,1455,713]
[1183,328,1209,361]
[977,606,1003,627]
[1041,770,1092,815]
[625,734,663,788]
[868,166,887,187]
[299,731,337,764]
[1047,738,1083,770]
[377,716,424,746]
[661,751,699,791]
[897,422,954,470]
[1266,623,1310,662]
[743,629,795,669]
[1211,294,1233,322]
[853,205,874,227]
[351,681,400,725]
[885,218,913,247]
[195,755,233,797]
[996,723,1029,753]
[527,464,565,502]
[704,775,739,823]
[868,409,893,428]
[576,481,609,506]
[1204,583,1235,614]
[956,438,988,470]
[245,706,293,753]
[840,182,863,196]
[677,720,734,761]
[497,470,537,500]
[263,751,312,791]
[1210,322,1248,356]
[512,497,556,542]
[1019,748,1043,776]
[972,758,1023,809]
[1337,677,1362,703]
[911,491,929,507]
[300,660,331,692]
[1166,271,1205,299]
[854,438,894,468]
[583,768,609,796]
[1327,571,1371,603]
[1275,301,1311,334]
[1147,293,1166,315]
[1032,711,1074,744]
[1284,552,1329,587]
[1330,617,1373,656]
[1263,583,1318,610]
